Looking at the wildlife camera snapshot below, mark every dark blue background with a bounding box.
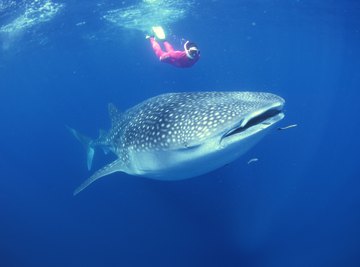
[1,1,360,266]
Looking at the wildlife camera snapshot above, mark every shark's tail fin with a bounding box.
[67,126,95,170]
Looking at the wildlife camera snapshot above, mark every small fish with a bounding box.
[278,124,297,131]
[247,158,259,164]
[76,21,86,26]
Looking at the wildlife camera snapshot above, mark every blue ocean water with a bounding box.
[1,0,359,266]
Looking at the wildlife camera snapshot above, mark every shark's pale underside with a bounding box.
[69,91,285,195]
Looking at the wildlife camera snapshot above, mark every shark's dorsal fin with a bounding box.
[73,158,124,195]
[108,103,122,126]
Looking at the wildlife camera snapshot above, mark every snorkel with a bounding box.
[184,41,199,59]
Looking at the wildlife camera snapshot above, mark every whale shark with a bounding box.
[69,91,285,195]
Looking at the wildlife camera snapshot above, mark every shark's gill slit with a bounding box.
[223,107,283,138]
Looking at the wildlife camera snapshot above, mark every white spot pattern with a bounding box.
[96,92,284,161]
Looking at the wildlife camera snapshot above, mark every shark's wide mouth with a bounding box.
[222,105,284,139]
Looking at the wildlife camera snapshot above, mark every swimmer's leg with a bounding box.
[149,37,165,59]
[164,41,174,52]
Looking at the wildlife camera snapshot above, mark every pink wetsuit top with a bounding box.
[150,37,200,68]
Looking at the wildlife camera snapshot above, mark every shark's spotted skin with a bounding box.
[70,91,285,195]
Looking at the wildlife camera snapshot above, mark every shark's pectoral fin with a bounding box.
[73,159,124,195]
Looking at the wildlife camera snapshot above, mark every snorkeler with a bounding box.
[147,26,200,68]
